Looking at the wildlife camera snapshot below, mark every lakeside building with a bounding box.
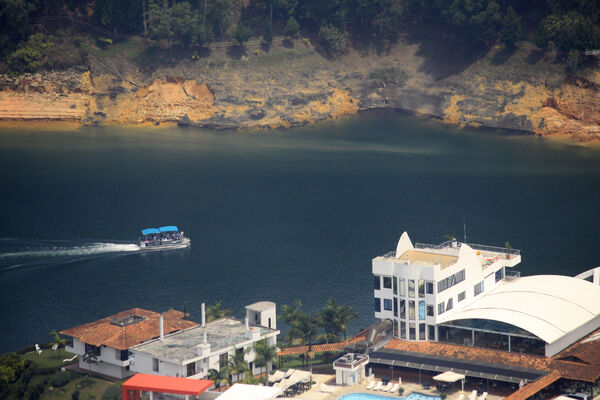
[129,301,279,380]
[60,308,197,379]
[373,232,600,357]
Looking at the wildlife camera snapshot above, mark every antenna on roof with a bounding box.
[463,218,467,244]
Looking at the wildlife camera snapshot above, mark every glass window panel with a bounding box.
[438,302,444,315]
[428,325,435,341]
[383,276,392,289]
[458,291,466,302]
[399,278,405,296]
[393,277,398,294]
[418,280,425,297]
[374,275,380,290]
[419,301,426,320]
[426,281,434,294]
[375,297,381,312]
[400,321,407,339]
[400,299,406,319]
[393,297,398,317]
[384,298,393,311]
[408,280,415,297]
[419,323,426,340]
[426,304,434,316]
[409,300,415,320]
[409,323,416,340]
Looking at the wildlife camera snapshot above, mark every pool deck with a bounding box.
[295,374,504,400]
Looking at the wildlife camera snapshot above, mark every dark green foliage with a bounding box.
[0,0,37,56]
[95,0,142,35]
[398,387,405,395]
[263,24,274,44]
[500,7,521,47]
[535,12,600,52]
[567,49,583,70]
[72,388,80,400]
[101,385,122,400]
[7,33,53,73]
[368,67,407,85]
[147,1,213,48]
[318,24,348,56]
[285,16,300,37]
[51,370,71,388]
[233,22,253,46]
[28,381,46,400]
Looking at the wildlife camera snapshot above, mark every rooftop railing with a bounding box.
[380,241,520,259]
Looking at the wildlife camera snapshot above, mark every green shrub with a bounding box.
[7,33,53,73]
[101,385,122,400]
[318,24,348,57]
[368,67,406,85]
[72,388,80,400]
[398,387,405,395]
[51,370,71,388]
[285,17,300,38]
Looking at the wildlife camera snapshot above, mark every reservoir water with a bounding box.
[1,111,600,354]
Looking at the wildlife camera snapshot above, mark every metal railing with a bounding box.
[505,270,521,280]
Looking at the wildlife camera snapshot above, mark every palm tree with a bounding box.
[279,300,304,345]
[209,367,230,391]
[50,330,66,358]
[251,339,278,375]
[229,350,249,383]
[315,298,341,343]
[206,301,232,322]
[289,312,319,373]
[338,303,359,341]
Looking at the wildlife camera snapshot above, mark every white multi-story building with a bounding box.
[373,232,600,357]
[130,301,279,379]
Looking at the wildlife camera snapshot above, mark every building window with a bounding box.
[495,268,504,282]
[426,304,434,317]
[438,302,445,315]
[458,291,466,302]
[426,281,434,294]
[84,344,101,356]
[474,280,484,296]
[186,362,196,377]
[437,269,466,293]
[399,278,405,296]
[418,280,425,298]
[374,275,380,290]
[400,299,406,319]
[400,321,407,339]
[375,297,381,312]
[393,278,398,295]
[384,299,393,311]
[418,301,426,320]
[383,276,392,289]
[255,312,259,322]
[409,323,416,340]
[419,323,426,340]
[116,349,128,361]
[152,358,159,372]
[393,297,398,317]
[408,280,415,297]
[409,300,415,320]
[428,325,435,341]
[446,298,453,311]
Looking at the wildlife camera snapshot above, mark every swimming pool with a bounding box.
[338,392,441,400]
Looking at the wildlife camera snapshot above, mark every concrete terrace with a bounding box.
[131,317,273,362]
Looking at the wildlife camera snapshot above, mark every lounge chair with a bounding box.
[468,390,478,400]
[320,384,336,393]
[52,344,58,351]
[479,392,488,400]
[35,344,42,355]
[390,383,400,393]
[373,381,383,391]
[382,382,393,392]
[366,380,376,390]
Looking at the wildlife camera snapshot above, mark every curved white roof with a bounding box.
[437,275,600,344]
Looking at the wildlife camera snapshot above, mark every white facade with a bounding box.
[373,232,600,357]
[130,304,279,380]
[66,338,134,379]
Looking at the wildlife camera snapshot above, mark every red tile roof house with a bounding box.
[60,308,197,379]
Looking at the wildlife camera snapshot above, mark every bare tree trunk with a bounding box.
[142,0,147,37]
[203,0,208,26]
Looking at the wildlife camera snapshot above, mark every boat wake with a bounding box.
[0,239,141,272]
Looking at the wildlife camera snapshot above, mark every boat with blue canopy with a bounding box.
[139,225,190,250]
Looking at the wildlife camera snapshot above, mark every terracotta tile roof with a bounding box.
[554,328,600,366]
[60,308,198,350]
[503,370,562,400]
[277,324,372,356]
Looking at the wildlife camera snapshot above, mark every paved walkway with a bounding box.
[294,375,506,400]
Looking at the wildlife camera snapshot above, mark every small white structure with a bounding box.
[130,302,279,380]
[215,383,282,400]
[333,353,369,386]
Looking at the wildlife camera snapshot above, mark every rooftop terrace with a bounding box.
[377,241,520,269]
[132,317,274,362]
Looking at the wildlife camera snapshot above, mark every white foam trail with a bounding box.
[0,242,140,259]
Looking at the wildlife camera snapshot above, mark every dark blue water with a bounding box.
[1,111,600,354]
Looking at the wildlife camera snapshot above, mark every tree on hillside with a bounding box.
[233,22,253,47]
[285,16,300,37]
[500,6,521,47]
[318,24,348,56]
[206,301,232,322]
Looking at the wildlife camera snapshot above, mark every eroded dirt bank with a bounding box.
[0,38,598,141]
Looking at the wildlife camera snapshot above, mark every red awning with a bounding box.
[123,374,213,397]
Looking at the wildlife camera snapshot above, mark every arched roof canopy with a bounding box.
[437,276,600,344]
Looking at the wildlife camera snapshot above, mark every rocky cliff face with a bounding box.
[0,38,598,141]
